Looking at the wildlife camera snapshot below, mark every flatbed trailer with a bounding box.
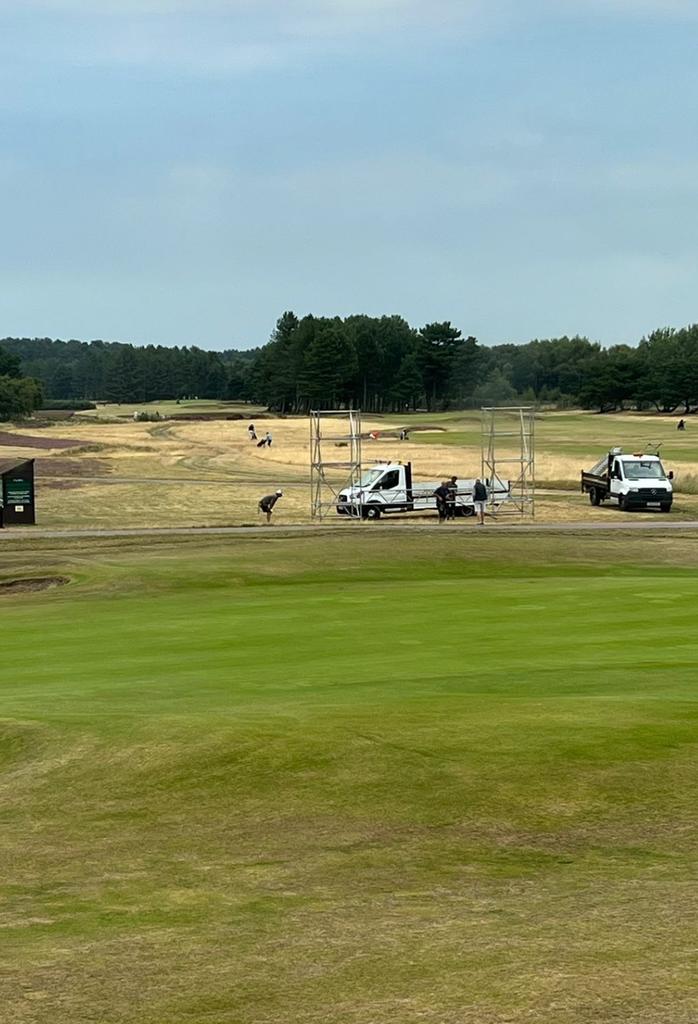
[337,461,510,520]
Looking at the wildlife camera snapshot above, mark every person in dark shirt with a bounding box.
[259,490,283,524]
[446,476,458,519]
[472,478,488,525]
[678,419,686,431]
[433,481,450,524]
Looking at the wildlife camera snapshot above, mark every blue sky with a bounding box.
[1,0,697,350]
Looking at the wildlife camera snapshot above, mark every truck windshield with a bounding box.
[622,460,666,481]
[359,468,385,487]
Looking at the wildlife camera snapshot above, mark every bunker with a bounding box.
[0,458,36,526]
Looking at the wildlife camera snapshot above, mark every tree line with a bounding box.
[0,346,43,421]
[3,316,698,415]
[233,315,698,414]
[0,337,239,407]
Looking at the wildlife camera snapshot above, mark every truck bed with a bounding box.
[581,471,609,494]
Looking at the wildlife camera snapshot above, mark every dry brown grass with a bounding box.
[3,412,698,529]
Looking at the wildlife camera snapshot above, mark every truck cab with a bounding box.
[582,448,673,512]
[337,462,418,518]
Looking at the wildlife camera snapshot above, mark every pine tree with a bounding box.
[418,321,462,410]
[390,352,423,411]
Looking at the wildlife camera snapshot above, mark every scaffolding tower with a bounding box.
[481,406,535,517]
[310,409,363,519]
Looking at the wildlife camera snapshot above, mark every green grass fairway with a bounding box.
[2,532,698,1024]
[76,399,266,421]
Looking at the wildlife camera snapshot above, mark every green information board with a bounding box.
[5,478,32,505]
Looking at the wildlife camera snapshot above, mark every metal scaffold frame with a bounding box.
[310,409,363,520]
[481,406,535,517]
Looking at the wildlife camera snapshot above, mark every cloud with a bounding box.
[602,157,698,193]
[589,0,698,11]
[0,0,509,78]
[281,0,493,38]
[0,0,509,43]
[78,34,282,75]
[2,0,693,83]
[4,0,696,18]
[3,0,697,28]
[0,0,476,21]
[0,0,463,14]
[549,0,698,16]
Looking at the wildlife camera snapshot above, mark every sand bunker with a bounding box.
[0,576,70,594]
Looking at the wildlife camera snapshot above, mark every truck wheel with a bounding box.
[363,505,381,520]
[661,503,672,513]
[462,506,475,518]
[589,488,601,506]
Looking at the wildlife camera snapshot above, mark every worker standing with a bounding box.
[259,489,283,524]
[447,476,458,520]
[433,480,450,524]
[248,423,257,441]
[472,478,488,525]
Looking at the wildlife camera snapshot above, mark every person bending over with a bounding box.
[259,489,283,524]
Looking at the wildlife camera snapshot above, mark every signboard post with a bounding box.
[0,459,36,526]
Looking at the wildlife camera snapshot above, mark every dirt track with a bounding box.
[0,431,85,449]
[3,520,698,541]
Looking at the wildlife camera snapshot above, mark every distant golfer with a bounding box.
[265,431,273,448]
[259,489,283,524]
[248,423,257,441]
[678,419,686,431]
[472,478,488,525]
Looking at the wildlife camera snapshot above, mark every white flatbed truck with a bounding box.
[337,461,510,520]
[581,447,674,512]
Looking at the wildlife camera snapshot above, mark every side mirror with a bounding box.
[669,471,674,480]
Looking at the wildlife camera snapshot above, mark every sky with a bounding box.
[1,0,698,351]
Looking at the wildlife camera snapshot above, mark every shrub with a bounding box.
[0,375,43,420]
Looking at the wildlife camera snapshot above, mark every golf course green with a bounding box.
[2,531,697,1024]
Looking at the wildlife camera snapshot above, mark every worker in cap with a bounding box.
[259,489,283,524]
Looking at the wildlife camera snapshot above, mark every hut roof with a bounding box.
[0,458,34,476]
